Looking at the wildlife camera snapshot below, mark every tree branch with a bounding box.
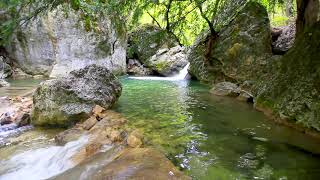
[147,11,162,28]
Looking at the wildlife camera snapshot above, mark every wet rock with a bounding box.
[0,56,12,79]
[55,127,85,146]
[82,116,98,130]
[237,91,254,102]
[127,25,177,64]
[127,59,152,76]
[0,112,13,125]
[272,23,296,54]
[15,113,31,127]
[11,68,33,79]
[210,82,241,97]
[0,79,10,87]
[127,130,143,148]
[89,148,190,180]
[92,105,106,119]
[148,46,188,76]
[32,65,122,127]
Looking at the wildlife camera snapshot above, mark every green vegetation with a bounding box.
[1,0,293,46]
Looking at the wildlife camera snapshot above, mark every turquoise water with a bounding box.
[115,78,320,180]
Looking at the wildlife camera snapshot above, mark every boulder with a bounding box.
[188,2,272,83]
[127,25,177,64]
[147,46,188,76]
[127,59,152,76]
[6,5,126,78]
[0,79,10,87]
[0,56,12,79]
[271,23,296,54]
[32,65,122,127]
[210,82,241,97]
[255,22,320,131]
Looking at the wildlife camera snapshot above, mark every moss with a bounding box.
[256,22,320,131]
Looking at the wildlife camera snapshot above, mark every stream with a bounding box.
[0,77,320,179]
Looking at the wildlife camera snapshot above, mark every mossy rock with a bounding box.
[127,24,178,64]
[188,2,272,83]
[255,22,320,131]
[32,65,122,127]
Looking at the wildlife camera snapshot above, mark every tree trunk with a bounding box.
[296,0,320,36]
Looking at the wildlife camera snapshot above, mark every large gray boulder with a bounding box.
[6,5,126,78]
[147,46,188,76]
[188,2,272,83]
[32,65,122,127]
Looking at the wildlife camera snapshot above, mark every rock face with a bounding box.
[271,23,296,54]
[148,46,188,76]
[127,25,177,64]
[188,2,272,83]
[0,56,12,79]
[255,22,320,131]
[32,65,122,127]
[6,6,126,78]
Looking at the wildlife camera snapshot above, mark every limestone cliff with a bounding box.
[6,6,126,78]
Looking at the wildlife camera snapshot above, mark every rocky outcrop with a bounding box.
[188,2,272,83]
[255,22,320,131]
[127,59,152,76]
[211,82,253,102]
[271,23,296,54]
[51,108,190,180]
[127,25,177,64]
[32,65,122,127]
[147,46,188,76]
[6,5,126,78]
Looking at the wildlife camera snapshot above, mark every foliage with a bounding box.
[0,0,295,46]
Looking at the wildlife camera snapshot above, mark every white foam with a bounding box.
[129,63,190,81]
[0,136,88,180]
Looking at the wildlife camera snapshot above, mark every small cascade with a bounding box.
[129,63,190,81]
[0,136,89,180]
[0,124,33,147]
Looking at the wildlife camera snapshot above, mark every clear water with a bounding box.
[0,79,43,97]
[1,78,320,180]
[115,78,320,180]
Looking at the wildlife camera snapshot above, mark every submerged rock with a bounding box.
[148,46,188,76]
[127,25,177,64]
[32,65,122,127]
[211,82,241,97]
[188,2,272,83]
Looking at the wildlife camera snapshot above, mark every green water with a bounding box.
[115,78,320,180]
[0,79,43,97]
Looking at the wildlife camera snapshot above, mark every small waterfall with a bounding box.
[129,63,190,81]
[0,136,88,180]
